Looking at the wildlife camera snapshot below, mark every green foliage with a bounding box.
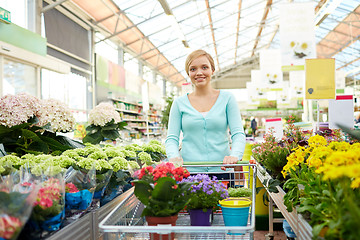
[0,191,30,214]
[83,120,127,145]
[133,177,192,217]
[227,187,252,198]
[0,117,84,156]
[161,93,174,128]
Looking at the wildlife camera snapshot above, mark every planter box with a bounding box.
[257,163,312,239]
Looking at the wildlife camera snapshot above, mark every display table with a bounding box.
[46,189,133,240]
[256,163,312,239]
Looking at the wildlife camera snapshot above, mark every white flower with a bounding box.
[0,93,41,127]
[38,98,76,132]
[88,102,120,127]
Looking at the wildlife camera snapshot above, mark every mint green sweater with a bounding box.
[165,90,246,172]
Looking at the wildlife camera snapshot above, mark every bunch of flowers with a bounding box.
[252,118,308,180]
[64,167,96,211]
[0,93,41,128]
[88,102,121,127]
[0,175,38,240]
[30,175,65,232]
[75,158,113,200]
[133,162,192,217]
[141,140,167,162]
[37,98,76,132]
[83,102,127,145]
[180,174,228,212]
[281,135,360,239]
[0,93,82,156]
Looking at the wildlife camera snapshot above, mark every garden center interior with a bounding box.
[0,0,360,240]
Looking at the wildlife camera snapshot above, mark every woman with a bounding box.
[165,49,246,173]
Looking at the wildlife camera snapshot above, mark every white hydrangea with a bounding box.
[0,93,41,127]
[37,98,76,132]
[88,102,120,127]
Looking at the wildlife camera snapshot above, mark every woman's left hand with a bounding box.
[221,156,239,170]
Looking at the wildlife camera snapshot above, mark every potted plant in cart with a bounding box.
[132,162,192,240]
[179,174,228,226]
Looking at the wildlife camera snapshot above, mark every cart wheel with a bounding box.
[265,233,274,240]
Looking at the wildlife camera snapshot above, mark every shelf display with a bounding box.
[111,98,163,139]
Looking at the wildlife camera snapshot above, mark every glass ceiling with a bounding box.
[107,0,360,84]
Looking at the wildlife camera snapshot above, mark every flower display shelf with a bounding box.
[45,188,134,240]
[256,163,312,239]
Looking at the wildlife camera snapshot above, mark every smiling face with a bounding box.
[188,55,214,88]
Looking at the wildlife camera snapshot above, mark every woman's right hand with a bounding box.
[169,157,183,167]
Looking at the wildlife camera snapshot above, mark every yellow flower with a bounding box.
[307,157,322,169]
[328,141,350,151]
[308,135,327,147]
[350,178,360,188]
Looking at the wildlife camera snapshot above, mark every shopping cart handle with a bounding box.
[183,160,250,165]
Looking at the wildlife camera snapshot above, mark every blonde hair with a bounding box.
[185,50,215,76]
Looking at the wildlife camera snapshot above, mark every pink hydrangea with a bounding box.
[88,102,120,127]
[0,93,41,127]
[37,98,75,132]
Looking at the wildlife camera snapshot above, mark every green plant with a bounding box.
[161,93,174,128]
[0,117,83,156]
[132,162,192,217]
[228,187,252,198]
[82,119,127,145]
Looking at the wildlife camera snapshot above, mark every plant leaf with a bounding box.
[133,180,152,205]
[101,129,120,140]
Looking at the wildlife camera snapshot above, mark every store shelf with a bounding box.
[257,163,313,239]
[115,108,141,115]
[111,98,142,107]
[111,98,164,139]
[122,119,146,122]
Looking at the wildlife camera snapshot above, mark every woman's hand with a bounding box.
[169,157,183,167]
[221,156,240,170]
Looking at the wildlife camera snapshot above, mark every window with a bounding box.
[3,58,36,96]
[41,69,87,122]
[124,52,139,76]
[95,33,119,64]
[143,65,153,82]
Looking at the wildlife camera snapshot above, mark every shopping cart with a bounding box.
[99,162,257,240]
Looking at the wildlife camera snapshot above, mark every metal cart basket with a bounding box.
[99,163,257,240]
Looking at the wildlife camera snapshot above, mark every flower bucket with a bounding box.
[145,214,178,240]
[189,209,212,226]
[219,198,251,234]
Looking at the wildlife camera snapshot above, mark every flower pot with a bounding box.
[145,214,178,240]
[189,209,212,226]
[219,198,251,235]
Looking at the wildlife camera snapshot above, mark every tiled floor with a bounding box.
[253,230,288,240]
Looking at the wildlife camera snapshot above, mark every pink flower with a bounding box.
[0,215,22,239]
[65,183,79,193]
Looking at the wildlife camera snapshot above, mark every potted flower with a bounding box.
[179,174,228,226]
[132,162,192,240]
[83,102,127,144]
